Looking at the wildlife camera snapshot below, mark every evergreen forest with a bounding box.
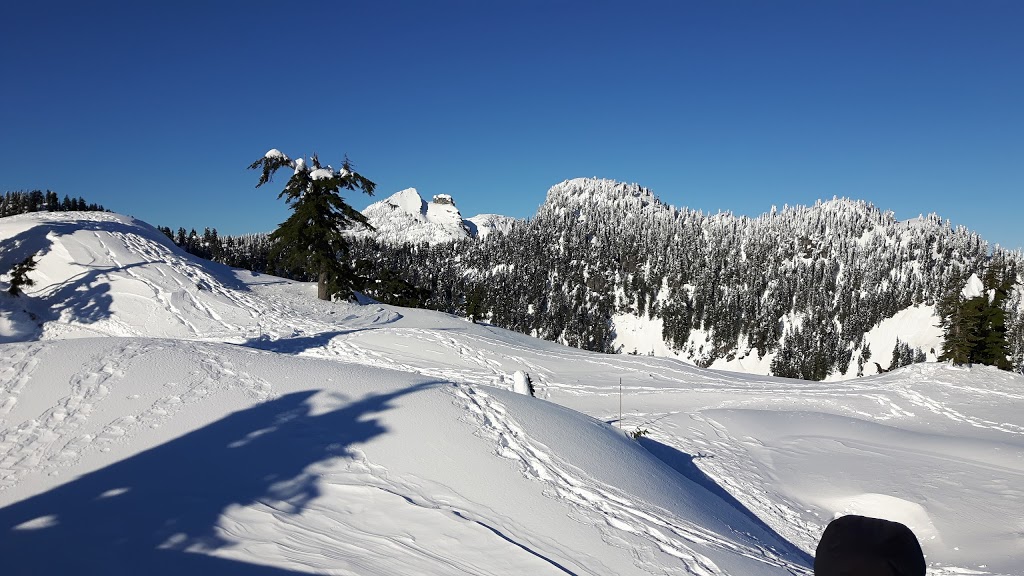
[155,179,1024,379]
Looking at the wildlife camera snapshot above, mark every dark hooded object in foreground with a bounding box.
[814,515,926,576]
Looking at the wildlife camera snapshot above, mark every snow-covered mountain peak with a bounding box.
[357,188,470,245]
[382,187,429,216]
[536,178,671,226]
[542,178,662,212]
[357,188,516,245]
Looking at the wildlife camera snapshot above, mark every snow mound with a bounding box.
[0,338,809,575]
[817,493,941,545]
[0,211,397,343]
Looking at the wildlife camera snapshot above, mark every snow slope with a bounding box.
[1,211,1022,575]
[465,213,517,239]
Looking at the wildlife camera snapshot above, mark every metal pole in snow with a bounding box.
[619,378,622,429]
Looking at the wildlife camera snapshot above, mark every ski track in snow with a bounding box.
[897,387,1024,436]
[448,383,810,576]
[654,413,823,556]
[319,327,1022,575]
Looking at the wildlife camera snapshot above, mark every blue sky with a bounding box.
[3,1,1022,249]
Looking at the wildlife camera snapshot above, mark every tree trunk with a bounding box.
[318,271,330,301]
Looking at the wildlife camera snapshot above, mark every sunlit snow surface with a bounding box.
[1,212,1021,575]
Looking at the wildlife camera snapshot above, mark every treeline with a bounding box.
[158,178,1024,379]
[153,224,425,304]
[1,190,106,216]
[154,226,282,277]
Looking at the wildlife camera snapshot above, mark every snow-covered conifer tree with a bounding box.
[249,149,376,300]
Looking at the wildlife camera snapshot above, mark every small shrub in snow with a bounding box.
[7,255,38,296]
[629,427,649,440]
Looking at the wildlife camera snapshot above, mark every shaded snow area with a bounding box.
[356,188,512,245]
[1,212,1022,575]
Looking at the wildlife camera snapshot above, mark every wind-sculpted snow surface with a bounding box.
[0,211,399,343]
[1,212,1022,574]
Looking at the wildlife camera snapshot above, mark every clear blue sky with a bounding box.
[3,1,1022,249]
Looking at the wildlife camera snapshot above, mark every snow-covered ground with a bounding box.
[1,212,1021,575]
[610,305,945,380]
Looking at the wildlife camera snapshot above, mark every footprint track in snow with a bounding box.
[448,384,809,576]
[0,341,155,489]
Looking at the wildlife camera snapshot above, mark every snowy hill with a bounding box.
[2,211,1022,575]
[357,188,514,245]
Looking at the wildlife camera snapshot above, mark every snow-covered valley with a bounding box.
[1,211,1022,575]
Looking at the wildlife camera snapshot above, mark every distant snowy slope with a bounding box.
[465,213,516,239]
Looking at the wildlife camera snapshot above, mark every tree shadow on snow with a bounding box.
[33,263,135,323]
[637,437,814,565]
[0,382,440,576]
[240,330,355,354]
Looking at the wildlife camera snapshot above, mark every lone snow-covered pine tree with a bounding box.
[249,149,376,301]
